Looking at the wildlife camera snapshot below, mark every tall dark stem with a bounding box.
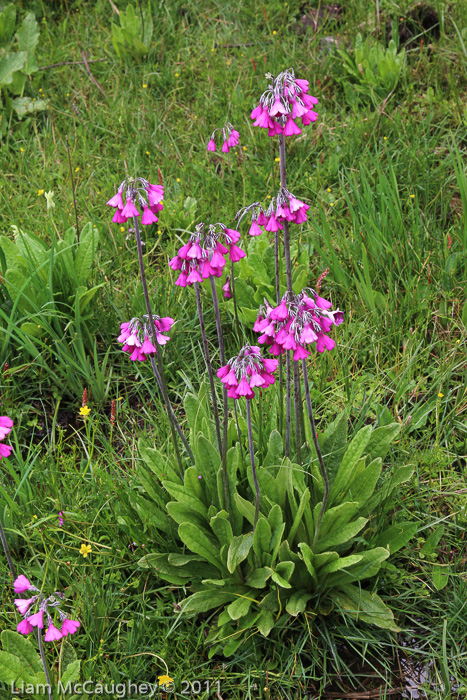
[246,400,260,529]
[0,522,53,700]
[209,277,230,509]
[278,134,302,464]
[133,218,185,474]
[194,282,223,461]
[230,260,242,343]
[302,358,329,552]
[274,231,283,437]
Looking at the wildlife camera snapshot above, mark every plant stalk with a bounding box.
[209,276,230,509]
[194,282,223,461]
[246,399,260,529]
[274,230,284,437]
[278,133,302,462]
[302,358,329,552]
[133,217,186,474]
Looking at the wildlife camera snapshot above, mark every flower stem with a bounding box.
[133,217,187,474]
[209,276,230,509]
[194,282,223,461]
[246,399,260,529]
[302,358,329,552]
[230,260,242,343]
[278,133,302,464]
[274,230,284,437]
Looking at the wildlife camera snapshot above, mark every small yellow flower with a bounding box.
[79,405,91,417]
[146,150,150,155]
[80,544,92,558]
[211,48,214,52]
[327,187,331,192]
[142,84,147,88]
[175,73,179,77]
[243,146,247,151]
[194,115,197,119]
[272,30,277,35]
[438,393,444,398]
[120,226,125,232]
[20,147,25,153]
[383,136,387,141]
[75,166,80,172]
[66,92,70,97]
[330,202,334,206]
[158,676,174,687]
[274,157,280,162]
[39,88,43,93]
[176,178,181,182]
[266,194,271,199]
[32,515,38,519]
[410,194,415,198]
[38,189,44,196]
[157,229,162,235]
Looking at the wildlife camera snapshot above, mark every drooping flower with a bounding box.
[17,619,33,635]
[251,68,318,139]
[60,618,81,637]
[222,278,232,299]
[28,610,44,629]
[170,222,244,288]
[13,575,31,594]
[58,512,64,527]
[207,122,240,153]
[44,623,62,642]
[217,345,279,400]
[0,416,13,440]
[15,598,36,615]
[117,315,174,362]
[107,177,164,225]
[255,288,342,360]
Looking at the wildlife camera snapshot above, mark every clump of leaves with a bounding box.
[0,5,45,128]
[137,396,416,656]
[111,3,153,60]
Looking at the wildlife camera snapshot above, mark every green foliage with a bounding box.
[338,34,406,104]
[138,413,415,654]
[111,3,153,60]
[0,6,44,127]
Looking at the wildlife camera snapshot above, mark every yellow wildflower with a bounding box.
[80,544,92,558]
[158,676,174,687]
[79,405,91,417]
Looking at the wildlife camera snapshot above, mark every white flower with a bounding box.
[44,191,55,211]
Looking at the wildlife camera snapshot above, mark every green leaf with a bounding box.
[178,522,225,571]
[376,522,418,554]
[0,51,27,85]
[166,501,206,528]
[365,423,401,462]
[227,533,254,573]
[256,610,275,636]
[330,584,400,632]
[462,300,467,327]
[195,434,220,493]
[139,439,181,484]
[326,548,389,585]
[346,458,382,507]
[163,481,208,517]
[432,563,449,591]
[182,589,234,613]
[253,517,271,561]
[74,223,99,285]
[246,566,273,588]
[210,511,233,548]
[288,488,311,545]
[0,4,16,45]
[257,468,279,506]
[298,542,318,584]
[264,429,283,466]
[16,12,39,55]
[328,425,373,505]
[316,517,368,553]
[321,410,348,485]
[320,554,363,575]
[60,659,80,686]
[234,493,256,526]
[286,591,313,616]
[1,631,41,674]
[0,650,23,683]
[421,525,444,556]
[227,595,253,620]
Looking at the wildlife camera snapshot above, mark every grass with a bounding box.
[0,0,467,696]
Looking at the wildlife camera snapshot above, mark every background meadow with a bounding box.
[0,0,466,697]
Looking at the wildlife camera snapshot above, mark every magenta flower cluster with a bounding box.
[0,415,13,460]
[238,187,310,238]
[169,222,245,287]
[217,345,279,400]
[106,177,164,225]
[13,575,80,642]
[251,68,318,137]
[207,122,240,153]
[118,315,174,362]
[254,290,343,361]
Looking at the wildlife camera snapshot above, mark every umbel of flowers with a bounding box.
[118,315,174,362]
[106,176,164,225]
[13,575,80,642]
[236,186,310,237]
[217,344,279,399]
[169,222,245,287]
[254,289,343,360]
[207,122,240,153]
[251,68,318,136]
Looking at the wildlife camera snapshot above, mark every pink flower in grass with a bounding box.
[207,138,216,152]
[107,177,164,226]
[15,598,35,615]
[60,618,80,637]
[0,416,13,440]
[222,278,232,299]
[44,623,62,642]
[118,315,173,362]
[217,345,278,400]
[207,123,239,153]
[13,575,31,593]
[28,610,44,629]
[0,443,12,460]
[17,619,33,635]
[251,68,318,139]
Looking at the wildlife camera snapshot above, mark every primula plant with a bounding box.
[104,67,416,654]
